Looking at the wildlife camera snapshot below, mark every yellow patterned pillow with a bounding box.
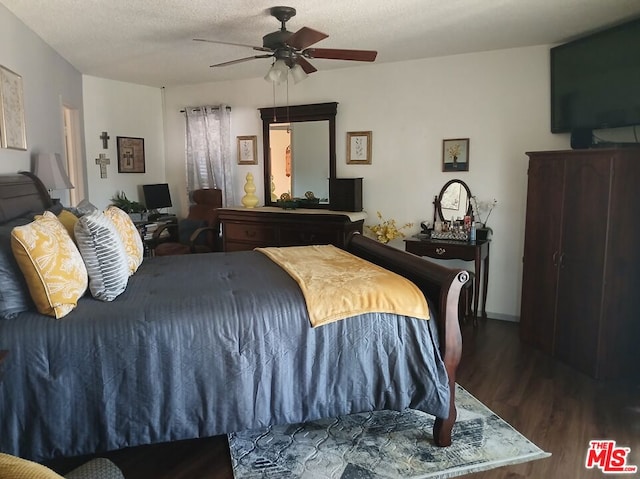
[56,209,79,240]
[11,211,88,319]
[34,209,78,241]
[103,206,144,274]
[0,453,64,479]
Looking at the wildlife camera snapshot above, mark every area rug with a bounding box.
[228,384,550,478]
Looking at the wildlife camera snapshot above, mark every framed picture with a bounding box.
[237,135,258,165]
[346,131,372,164]
[117,136,145,173]
[0,65,27,150]
[442,138,469,172]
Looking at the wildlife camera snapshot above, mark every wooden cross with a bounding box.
[100,131,110,149]
[95,154,110,179]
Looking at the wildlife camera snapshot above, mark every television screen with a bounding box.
[142,183,172,210]
[550,18,640,133]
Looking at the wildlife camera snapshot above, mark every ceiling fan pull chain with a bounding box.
[272,81,277,122]
[286,75,290,123]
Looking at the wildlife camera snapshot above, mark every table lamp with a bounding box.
[33,153,74,203]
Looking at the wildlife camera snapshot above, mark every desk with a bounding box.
[404,237,490,322]
[135,219,178,257]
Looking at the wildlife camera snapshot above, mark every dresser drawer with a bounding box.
[405,240,476,261]
[279,226,338,246]
[224,223,276,243]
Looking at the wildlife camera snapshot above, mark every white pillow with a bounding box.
[74,211,129,301]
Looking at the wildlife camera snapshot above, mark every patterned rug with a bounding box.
[228,384,550,478]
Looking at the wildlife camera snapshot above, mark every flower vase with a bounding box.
[476,226,492,241]
[241,173,259,208]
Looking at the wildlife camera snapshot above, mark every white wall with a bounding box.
[82,76,165,210]
[0,3,84,205]
[162,46,571,321]
[0,3,621,322]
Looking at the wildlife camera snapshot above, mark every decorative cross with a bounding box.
[95,154,110,179]
[100,131,110,149]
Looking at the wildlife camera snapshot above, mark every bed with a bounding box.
[0,172,468,462]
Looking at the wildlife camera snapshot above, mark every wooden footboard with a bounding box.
[345,232,468,447]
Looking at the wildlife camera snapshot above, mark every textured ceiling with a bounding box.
[3,0,640,87]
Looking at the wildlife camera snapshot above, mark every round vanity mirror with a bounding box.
[437,179,473,222]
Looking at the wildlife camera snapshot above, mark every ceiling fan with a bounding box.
[194,6,377,80]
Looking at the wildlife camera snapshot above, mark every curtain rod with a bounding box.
[179,106,232,113]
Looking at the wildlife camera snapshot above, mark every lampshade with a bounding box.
[290,63,308,84]
[264,59,290,84]
[34,153,74,191]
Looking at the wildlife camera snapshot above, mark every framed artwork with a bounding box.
[237,135,258,165]
[117,136,145,173]
[442,138,470,172]
[0,65,27,150]
[346,131,372,164]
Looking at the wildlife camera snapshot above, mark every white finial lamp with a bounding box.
[33,153,74,202]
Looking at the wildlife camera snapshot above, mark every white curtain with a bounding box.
[184,105,234,206]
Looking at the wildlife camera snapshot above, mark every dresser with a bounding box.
[521,148,640,380]
[218,207,366,252]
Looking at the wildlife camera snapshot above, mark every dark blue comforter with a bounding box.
[0,251,449,461]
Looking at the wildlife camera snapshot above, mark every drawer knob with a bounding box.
[435,247,446,255]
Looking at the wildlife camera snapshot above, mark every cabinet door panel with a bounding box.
[554,156,610,376]
[520,157,564,353]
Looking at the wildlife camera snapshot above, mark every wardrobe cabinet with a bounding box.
[520,148,640,380]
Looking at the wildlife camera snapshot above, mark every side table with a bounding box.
[404,237,490,323]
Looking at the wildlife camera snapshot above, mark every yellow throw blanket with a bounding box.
[256,244,430,327]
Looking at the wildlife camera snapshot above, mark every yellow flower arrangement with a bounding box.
[366,211,413,244]
[447,143,462,161]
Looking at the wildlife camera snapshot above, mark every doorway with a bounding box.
[62,105,85,205]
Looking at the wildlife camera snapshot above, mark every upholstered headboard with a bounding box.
[0,173,52,225]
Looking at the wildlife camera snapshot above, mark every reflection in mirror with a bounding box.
[437,179,473,222]
[260,103,337,208]
[269,121,329,202]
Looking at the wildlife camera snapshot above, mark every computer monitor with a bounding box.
[142,183,172,211]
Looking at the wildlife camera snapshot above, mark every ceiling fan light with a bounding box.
[290,63,308,83]
[264,59,289,84]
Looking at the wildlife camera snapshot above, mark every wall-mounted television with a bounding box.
[550,18,640,134]
[142,183,172,211]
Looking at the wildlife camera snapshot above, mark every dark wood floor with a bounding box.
[46,319,640,478]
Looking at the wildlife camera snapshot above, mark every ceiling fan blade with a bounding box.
[210,54,273,68]
[303,48,378,62]
[297,57,317,74]
[194,38,272,53]
[285,27,329,50]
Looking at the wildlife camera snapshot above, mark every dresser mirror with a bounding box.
[259,102,337,208]
[437,179,473,222]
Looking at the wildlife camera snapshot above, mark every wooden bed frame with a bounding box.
[0,172,467,448]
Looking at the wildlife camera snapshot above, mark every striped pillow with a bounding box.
[74,211,129,301]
